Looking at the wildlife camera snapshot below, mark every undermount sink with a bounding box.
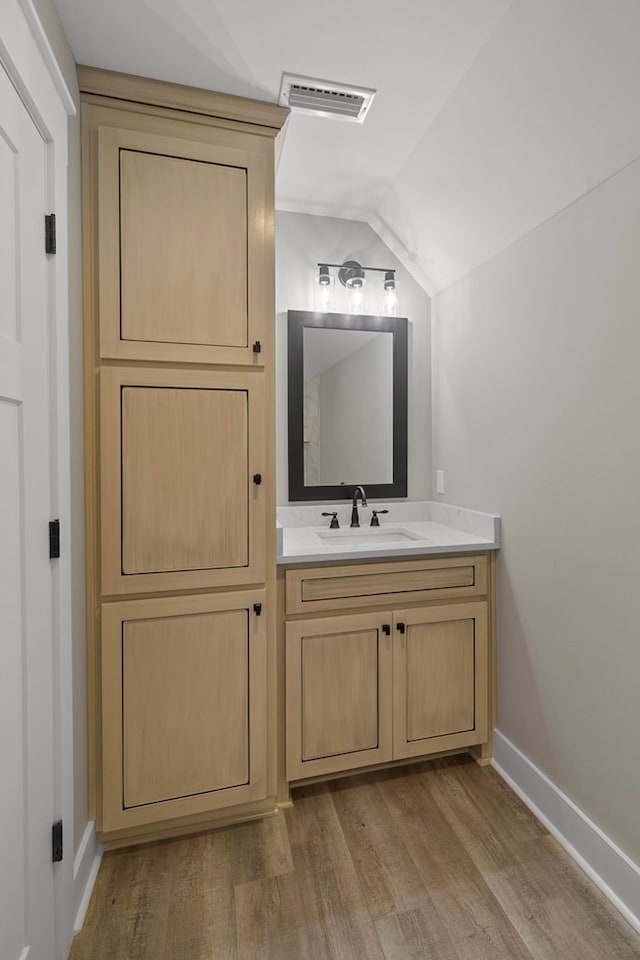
[316,527,424,547]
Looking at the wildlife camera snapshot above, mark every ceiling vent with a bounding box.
[279,73,376,123]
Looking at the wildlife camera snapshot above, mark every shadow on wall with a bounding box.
[496,543,558,782]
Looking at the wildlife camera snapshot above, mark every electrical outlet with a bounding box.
[436,470,445,495]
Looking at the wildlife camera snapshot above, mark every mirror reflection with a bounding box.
[287,310,408,502]
[303,328,393,486]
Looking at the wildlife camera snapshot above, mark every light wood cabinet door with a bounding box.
[101,591,267,832]
[393,602,488,759]
[286,612,393,780]
[100,367,265,595]
[97,124,269,365]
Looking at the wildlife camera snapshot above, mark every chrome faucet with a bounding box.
[350,486,368,527]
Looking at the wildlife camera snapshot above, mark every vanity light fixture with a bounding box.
[314,260,399,316]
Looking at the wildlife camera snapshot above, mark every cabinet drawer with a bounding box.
[285,555,487,615]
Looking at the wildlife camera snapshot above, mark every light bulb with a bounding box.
[383,271,398,316]
[347,281,364,313]
[314,266,334,312]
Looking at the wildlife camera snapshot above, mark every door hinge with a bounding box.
[52,820,63,863]
[45,214,57,255]
[49,519,60,559]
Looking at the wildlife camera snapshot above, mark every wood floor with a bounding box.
[69,756,640,959]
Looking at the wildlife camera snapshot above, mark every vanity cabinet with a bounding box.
[81,67,287,846]
[283,555,493,782]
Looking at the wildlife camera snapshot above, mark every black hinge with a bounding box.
[49,519,60,559]
[252,340,261,354]
[253,602,262,616]
[253,473,262,486]
[45,214,56,255]
[52,820,63,863]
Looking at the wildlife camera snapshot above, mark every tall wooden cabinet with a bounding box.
[80,67,287,847]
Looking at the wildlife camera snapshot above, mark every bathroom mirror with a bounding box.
[288,310,408,501]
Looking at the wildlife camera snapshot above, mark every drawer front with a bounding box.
[285,555,487,615]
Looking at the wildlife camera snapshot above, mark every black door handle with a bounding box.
[382,623,391,636]
[396,622,405,634]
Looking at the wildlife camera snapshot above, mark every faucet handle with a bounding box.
[321,511,340,529]
[370,509,389,527]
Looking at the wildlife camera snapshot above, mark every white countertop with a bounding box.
[276,500,500,565]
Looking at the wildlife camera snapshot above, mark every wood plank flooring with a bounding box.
[69,756,640,959]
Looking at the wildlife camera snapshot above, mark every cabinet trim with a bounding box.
[78,65,289,133]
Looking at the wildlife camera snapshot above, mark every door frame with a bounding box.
[0,2,76,957]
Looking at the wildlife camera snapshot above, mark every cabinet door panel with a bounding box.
[286,612,392,780]
[101,367,265,594]
[302,630,379,760]
[120,150,247,348]
[394,602,488,759]
[101,591,266,831]
[406,619,474,741]
[97,124,269,365]
[124,610,248,807]
[121,386,247,574]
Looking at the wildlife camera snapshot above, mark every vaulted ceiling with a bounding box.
[54,0,640,293]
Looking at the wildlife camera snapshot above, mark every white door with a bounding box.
[0,64,57,959]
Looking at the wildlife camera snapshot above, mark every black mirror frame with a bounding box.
[287,310,408,502]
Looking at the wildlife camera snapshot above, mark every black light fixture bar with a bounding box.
[317,262,395,274]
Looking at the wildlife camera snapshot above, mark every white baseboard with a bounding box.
[73,821,103,932]
[492,730,640,934]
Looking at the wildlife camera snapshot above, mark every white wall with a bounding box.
[432,156,640,863]
[276,210,431,504]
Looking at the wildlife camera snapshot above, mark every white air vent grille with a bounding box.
[279,73,376,123]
